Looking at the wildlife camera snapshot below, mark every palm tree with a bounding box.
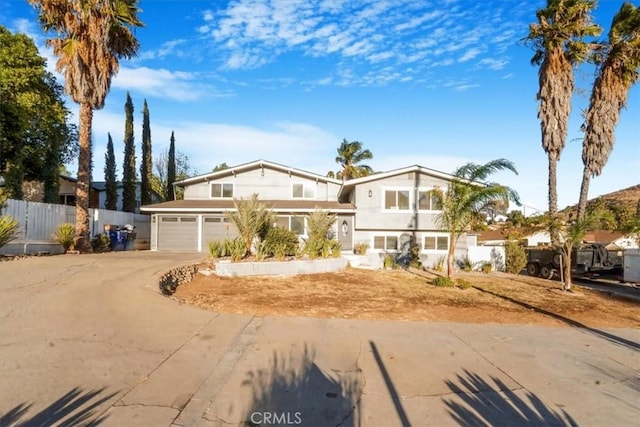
[525,0,600,245]
[335,139,373,180]
[436,159,520,278]
[578,2,640,221]
[28,0,143,252]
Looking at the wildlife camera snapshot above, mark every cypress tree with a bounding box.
[122,92,137,212]
[140,99,152,205]
[104,133,117,210]
[167,131,176,201]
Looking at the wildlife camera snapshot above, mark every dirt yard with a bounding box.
[173,267,640,328]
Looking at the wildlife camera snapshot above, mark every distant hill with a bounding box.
[562,184,640,215]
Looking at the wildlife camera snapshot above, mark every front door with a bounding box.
[337,215,353,252]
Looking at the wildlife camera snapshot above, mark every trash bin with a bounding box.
[107,230,119,250]
[125,231,136,250]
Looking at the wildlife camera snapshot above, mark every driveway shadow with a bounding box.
[0,387,118,426]
[473,286,640,352]
[443,369,577,426]
[241,343,362,426]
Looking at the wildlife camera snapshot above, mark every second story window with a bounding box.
[292,183,315,199]
[418,189,442,211]
[384,190,410,210]
[210,182,233,198]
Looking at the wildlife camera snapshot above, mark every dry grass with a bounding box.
[173,267,640,328]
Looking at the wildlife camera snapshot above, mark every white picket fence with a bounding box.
[1,199,150,253]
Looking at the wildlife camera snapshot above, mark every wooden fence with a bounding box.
[1,199,150,251]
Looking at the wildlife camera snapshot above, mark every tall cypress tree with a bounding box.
[122,92,137,212]
[167,131,176,201]
[104,133,117,210]
[140,99,152,205]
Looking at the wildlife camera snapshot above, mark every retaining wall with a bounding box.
[215,257,348,277]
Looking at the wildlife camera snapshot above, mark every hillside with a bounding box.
[562,184,640,214]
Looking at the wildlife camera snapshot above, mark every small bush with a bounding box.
[459,254,474,272]
[91,234,111,253]
[329,240,342,258]
[0,215,20,249]
[455,278,472,289]
[208,240,224,258]
[353,242,368,255]
[263,227,299,258]
[52,223,75,251]
[383,254,397,269]
[505,240,528,274]
[432,256,446,272]
[430,276,454,287]
[226,237,246,261]
[481,262,492,274]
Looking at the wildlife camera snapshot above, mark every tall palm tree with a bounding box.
[335,139,373,180]
[578,2,640,220]
[436,159,520,278]
[28,0,143,252]
[525,0,600,245]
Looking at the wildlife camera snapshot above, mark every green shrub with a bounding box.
[455,278,472,289]
[307,211,336,242]
[459,254,474,272]
[383,254,397,269]
[91,234,111,253]
[353,242,368,255]
[505,240,528,274]
[481,262,492,274]
[329,240,342,258]
[432,256,446,272]
[263,227,299,258]
[430,276,454,287]
[0,215,19,248]
[208,240,224,258]
[52,223,75,251]
[227,237,246,262]
[226,194,274,257]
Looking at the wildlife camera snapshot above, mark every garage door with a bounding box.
[201,216,237,252]
[158,216,198,251]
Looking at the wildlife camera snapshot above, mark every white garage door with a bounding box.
[158,216,198,251]
[200,216,237,252]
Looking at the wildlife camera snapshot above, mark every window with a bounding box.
[418,190,442,211]
[384,190,410,210]
[292,183,315,199]
[204,216,229,223]
[210,182,233,198]
[373,235,398,250]
[276,215,306,235]
[424,235,449,251]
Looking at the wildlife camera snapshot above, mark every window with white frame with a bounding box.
[373,235,398,251]
[210,182,233,198]
[384,189,410,210]
[276,215,306,235]
[292,183,315,199]
[424,235,449,251]
[417,189,442,211]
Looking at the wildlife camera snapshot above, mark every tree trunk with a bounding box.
[447,233,455,278]
[74,102,93,253]
[562,247,572,291]
[548,155,560,246]
[576,168,591,221]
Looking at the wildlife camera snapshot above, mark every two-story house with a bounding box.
[141,159,468,264]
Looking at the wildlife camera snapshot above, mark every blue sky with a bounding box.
[2,0,638,214]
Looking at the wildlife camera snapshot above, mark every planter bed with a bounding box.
[215,257,348,277]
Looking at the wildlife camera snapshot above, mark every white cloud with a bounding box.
[458,48,482,63]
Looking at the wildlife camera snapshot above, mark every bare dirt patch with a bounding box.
[173,267,640,328]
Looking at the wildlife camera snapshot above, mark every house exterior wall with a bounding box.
[351,172,448,231]
[97,185,141,213]
[183,167,340,202]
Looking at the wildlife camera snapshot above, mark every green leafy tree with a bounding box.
[436,159,520,278]
[213,162,229,172]
[28,0,143,252]
[140,99,152,205]
[167,131,176,201]
[0,26,77,201]
[525,0,601,244]
[226,194,274,258]
[335,139,373,180]
[122,92,137,212]
[152,147,193,202]
[104,133,117,210]
[578,2,640,220]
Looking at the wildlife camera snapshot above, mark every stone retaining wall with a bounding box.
[159,264,199,295]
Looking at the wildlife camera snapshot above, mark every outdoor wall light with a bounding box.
[368,190,373,197]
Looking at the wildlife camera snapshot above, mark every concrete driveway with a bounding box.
[1,252,638,426]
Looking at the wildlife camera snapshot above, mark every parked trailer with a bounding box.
[525,244,623,280]
[624,249,640,283]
